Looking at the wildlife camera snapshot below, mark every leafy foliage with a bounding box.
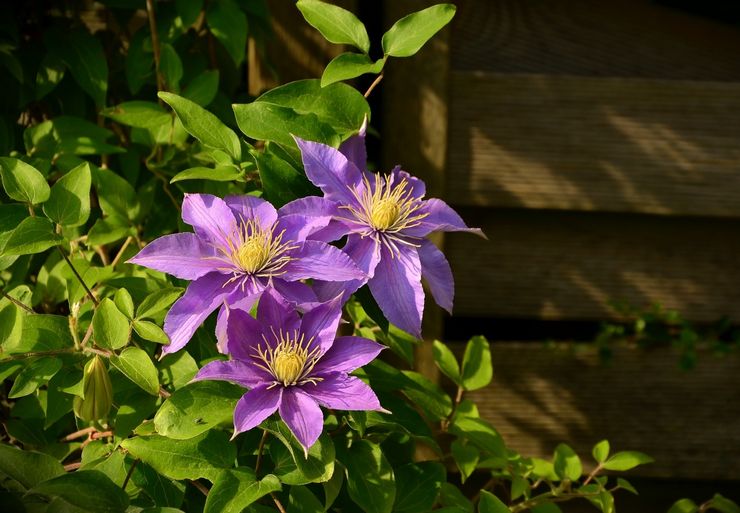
[0,2,728,513]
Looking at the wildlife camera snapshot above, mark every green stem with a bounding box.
[1,290,34,314]
[57,246,99,307]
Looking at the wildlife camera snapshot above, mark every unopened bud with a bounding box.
[73,356,113,422]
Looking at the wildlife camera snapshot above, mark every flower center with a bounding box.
[213,218,298,278]
[253,329,322,387]
[342,173,428,234]
[272,349,304,384]
[235,235,270,273]
[370,198,401,230]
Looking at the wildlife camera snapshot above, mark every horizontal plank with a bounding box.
[447,73,740,216]
[447,209,740,321]
[461,342,740,480]
[451,0,740,80]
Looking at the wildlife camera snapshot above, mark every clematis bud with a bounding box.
[73,356,113,422]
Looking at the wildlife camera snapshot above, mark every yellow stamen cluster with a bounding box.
[253,329,322,386]
[216,218,297,277]
[344,174,428,234]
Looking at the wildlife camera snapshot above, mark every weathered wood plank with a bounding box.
[461,342,740,480]
[447,209,740,321]
[447,73,740,216]
[451,0,740,80]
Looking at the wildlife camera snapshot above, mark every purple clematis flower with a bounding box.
[128,193,365,354]
[194,288,386,454]
[294,126,484,338]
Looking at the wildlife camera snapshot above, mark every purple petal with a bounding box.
[222,302,267,360]
[313,336,385,374]
[233,385,282,435]
[299,295,343,354]
[275,214,332,244]
[278,197,351,243]
[404,198,484,238]
[127,233,219,280]
[368,245,424,338]
[271,280,318,309]
[257,288,301,336]
[181,194,237,248]
[216,290,262,354]
[279,388,324,456]
[193,359,269,388]
[294,137,363,204]
[390,166,425,199]
[418,239,454,313]
[283,240,365,282]
[313,234,380,303]
[304,374,383,411]
[162,272,238,354]
[224,195,277,229]
[338,117,368,170]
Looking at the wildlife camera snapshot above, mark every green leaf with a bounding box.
[344,440,395,513]
[183,70,220,106]
[93,298,130,350]
[296,0,370,53]
[668,499,698,513]
[602,451,654,471]
[616,478,638,495]
[170,165,242,183]
[248,79,370,136]
[93,166,140,222]
[206,0,248,66]
[0,443,65,489]
[159,351,199,390]
[393,461,445,513]
[448,416,505,457]
[121,431,236,482]
[2,217,63,255]
[323,462,344,510]
[131,461,185,508]
[0,157,50,204]
[159,92,241,161]
[43,162,92,227]
[176,0,204,26]
[10,314,73,355]
[8,357,63,398]
[531,504,563,513]
[35,53,66,100]
[401,370,452,421]
[321,52,384,87]
[204,469,280,513]
[432,339,461,384]
[381,4,456,58]
[54,29,108,107]
[101,101,172,129]
[114,288,135,319]
[461,335,492,391]
[553,443,582,481]
[450,440,478,483]
[136,287,184,320]
[268,426,335,485]
[709,494,740,513]
[110,347,159,396]
[234,102,339,149]
[288,485,324,513]
[592,439,610,464]
[126,30,152,95]
[130,320,166,345]
[160,43,183,92]
[255,148,318,207]
[29,469,129,513]
[154,380,243,439]
[478,491,510,513]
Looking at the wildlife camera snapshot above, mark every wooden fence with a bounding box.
[381,0,740,481]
